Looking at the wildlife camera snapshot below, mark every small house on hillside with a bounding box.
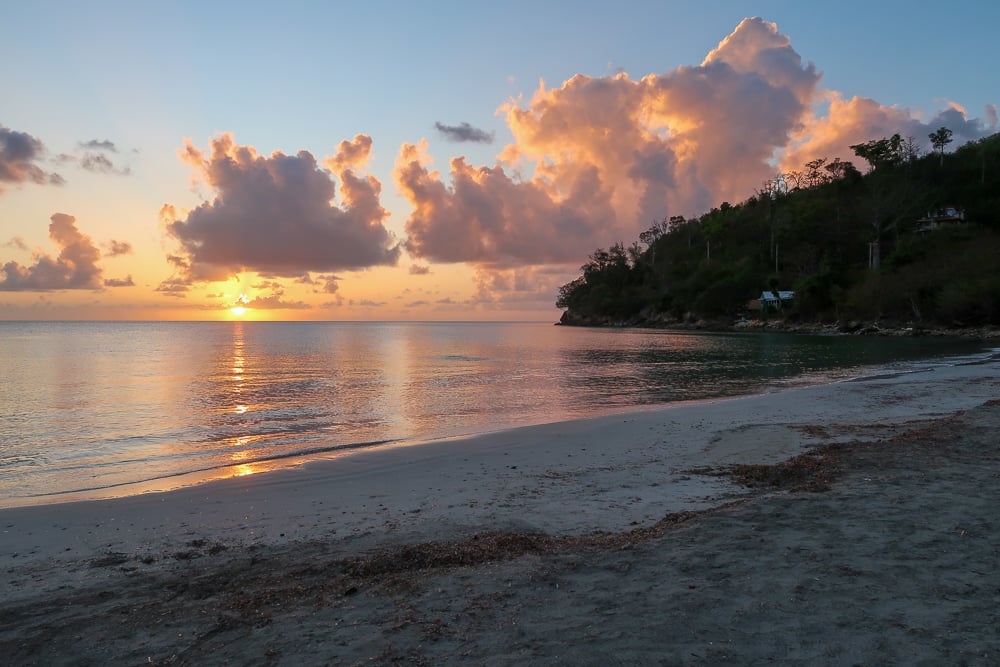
[750,290,794,313]
[916,207,965,233]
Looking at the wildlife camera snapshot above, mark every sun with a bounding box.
[230,293,249,317]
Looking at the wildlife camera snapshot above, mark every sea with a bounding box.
[0,321,990,507]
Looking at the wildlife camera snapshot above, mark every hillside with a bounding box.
[557,132,1000,328]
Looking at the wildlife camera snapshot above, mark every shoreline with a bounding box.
[2,354,995,549]
[2,355,997,663]
[4,341,994,511]
[556,311,1000,340]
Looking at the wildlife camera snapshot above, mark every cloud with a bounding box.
[397,18,822,271]
[395,140,615,267]
[470,265,577,310]
[0,213,103,290]
[0,124,64,193]
[164,133,401,282]
[251,279,283,290]
[409,264,431,275]
[79,152,130,175]
[316,274,340,294]
[5,237,28,251]
[51,139,131,175]
[434,122,495,144]
[103,240,132,256]
[103,275,135,287]
[155,278,189,297]
[79,139,118,152]
[782,94,999,170]
[244,293,310,310]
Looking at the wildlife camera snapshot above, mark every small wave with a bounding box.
[0,455,45,468]
[22,437,402,499]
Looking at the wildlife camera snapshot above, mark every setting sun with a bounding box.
[230,293,249,317]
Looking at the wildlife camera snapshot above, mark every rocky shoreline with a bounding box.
[557,310,1000,340]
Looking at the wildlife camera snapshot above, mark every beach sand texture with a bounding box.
[1,357,997,665]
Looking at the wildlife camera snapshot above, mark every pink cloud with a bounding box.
[163,133,400,282]
[396,18,822,273]
[782,95,997,171]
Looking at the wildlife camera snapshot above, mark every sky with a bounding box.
[1,0,997,321]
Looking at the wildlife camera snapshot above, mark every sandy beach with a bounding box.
[1,354,998,665]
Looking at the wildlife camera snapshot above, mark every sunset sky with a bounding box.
[2,1,997,321]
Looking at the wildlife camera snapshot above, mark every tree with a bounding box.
[850,134,903,172]
[929,126,953,166]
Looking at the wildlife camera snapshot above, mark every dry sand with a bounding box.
[1,355,998,665]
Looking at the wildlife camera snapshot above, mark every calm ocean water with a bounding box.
[0,321,989,506]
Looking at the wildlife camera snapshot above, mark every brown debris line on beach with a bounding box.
[2,401,999,665]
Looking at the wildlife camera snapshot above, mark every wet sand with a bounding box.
[1,356,998,665]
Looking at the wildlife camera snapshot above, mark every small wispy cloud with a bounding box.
[434,121,494,144]
[103,239,132,256]
[79,139,118,153]
[103,275,135,287]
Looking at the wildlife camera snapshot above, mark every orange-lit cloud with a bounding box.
[0,124,65,193]
[0,213,103,290]
[163,133,400,285]
[783,94,999,171]
[397,18,822,274]
[242,292,310,310]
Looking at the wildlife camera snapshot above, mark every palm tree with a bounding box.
[929,126,953,167]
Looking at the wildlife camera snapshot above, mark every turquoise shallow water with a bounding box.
[0,321,989,505]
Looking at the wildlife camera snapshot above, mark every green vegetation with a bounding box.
[557,132,1000,327]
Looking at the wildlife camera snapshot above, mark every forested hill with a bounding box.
[556,132,1000,328]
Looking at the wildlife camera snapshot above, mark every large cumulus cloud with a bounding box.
[0,213,103,290]
[163,133,400,283]
[398,18,822,274]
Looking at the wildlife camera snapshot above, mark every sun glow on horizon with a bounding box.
[230,293,249,317]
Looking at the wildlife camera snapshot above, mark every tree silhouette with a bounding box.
[929,126,953,166]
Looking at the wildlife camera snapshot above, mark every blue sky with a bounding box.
[1,1,997,319]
